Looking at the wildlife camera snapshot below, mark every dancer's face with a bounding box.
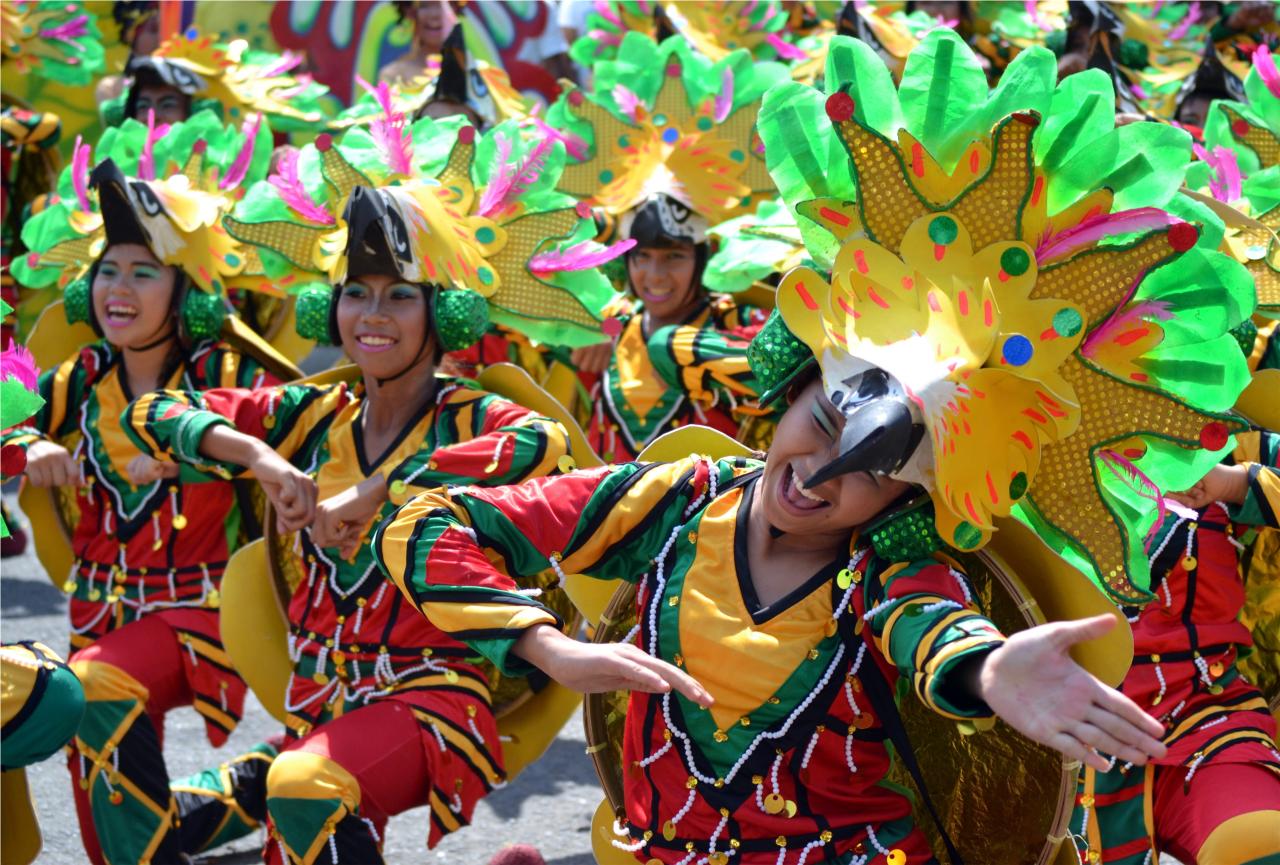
[335,273,433,380]
[628,241,699,321]
[413,0,455,54]
[92,244,178,349]
[134,83,188,124]
[760,377,912,536]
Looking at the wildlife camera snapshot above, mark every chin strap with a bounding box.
[372,330,434,387]
[127,318,178,353]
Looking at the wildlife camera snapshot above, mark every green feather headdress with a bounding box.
[752,31,1254,602]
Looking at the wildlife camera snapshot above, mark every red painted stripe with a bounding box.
[986,471,999,505]
[794,281,819,310]
[1022,407,1048,424]
[866,286,890,309]
[854,249,868,274]
[1012,430,1034,450]
[819,207,851,227]
[1115,327,1150,346]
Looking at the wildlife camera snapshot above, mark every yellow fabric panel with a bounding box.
[45,354,79,439]
[911,608,979,672]
[1165,697,1269,741]
[265,751,361,807]
[412,708,502,785]
[377,502,475,600]
[559,458,707,576]
[1233,431,1262,464]
[0,646,43,727]
[269,383,353,465]
[1196,809,1280,865]
[183,632,235,671]
[429,789,463,834]
[914,634,999,720]
[676,486,834,733]
[96,364,182,471]
[611,315,685,424]
[417,601,556,640]
[69,658,149,704]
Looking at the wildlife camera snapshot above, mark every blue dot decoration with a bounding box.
[186,26,199,40]
[662,127,679,145]
[1002,334,1033,366]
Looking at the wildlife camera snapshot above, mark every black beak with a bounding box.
[805,397,922,488]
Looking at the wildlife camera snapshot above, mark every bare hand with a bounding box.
[311,475,388,559]
[979,614,1167,771]
[251,446,317,534]
[126,454,181,486]
[570,340,614,375]
[515,624,713,707]
[1166,463,1249,510]
[23,441,81,488]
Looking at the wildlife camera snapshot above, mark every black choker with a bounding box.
[768,524,785,539]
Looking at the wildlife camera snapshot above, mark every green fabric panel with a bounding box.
[1035,70,1118,211]
[1,664,85,768]
[266,796,345,853]
[824,35,903,140]
[76,698,139,753]
[91,781,165,865]
[974,46,1056,140]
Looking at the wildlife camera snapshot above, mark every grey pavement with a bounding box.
[0,498,599,865]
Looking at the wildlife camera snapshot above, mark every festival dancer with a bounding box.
[122,107,627,864]
[375,30,1262,863]
[545,33,786,458]
[3,113,296,864]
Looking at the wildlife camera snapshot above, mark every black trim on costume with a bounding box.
[0,642,53,748]
[353,390,438,477]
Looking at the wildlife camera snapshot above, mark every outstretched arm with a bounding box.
[973,614,1167,771]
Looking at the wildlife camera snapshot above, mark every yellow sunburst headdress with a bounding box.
[224,88,626,350]
[546,32,788,229]
[749,31,1255,602]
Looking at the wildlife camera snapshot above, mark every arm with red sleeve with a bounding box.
[372,456,738,675]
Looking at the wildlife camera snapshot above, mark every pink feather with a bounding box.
[357,76,413,176]
[138,110,171,181]
[1024,0,1053,32]
[1206,145,1243,203]
[595,0,622,27]
[1098,449,1167,544]
[612,85,642,122]
[71,136,91,213]
[39,12,89,43]
[529,238,636,273]
[480,137,554,219]
[268,149,334,226]
[1080,270,1173,360]
[765,32,806,60]
[220,113,262,191]
[743,0,759,17]
[713,68,734,123]
[476,132,517,219]
[1035,207,1179,264]
[1,340,40,392]
[261,51,303,79]
[586,28,621,50]
[532,117,587,160]
[1257,45,1280,99]
[1167,1,1199,42]
[635,0,650,12]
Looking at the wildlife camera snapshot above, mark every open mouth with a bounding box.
[104,302,139,327]
[354,334,396,353]
[637,285,674,304]
[778,464,831,515]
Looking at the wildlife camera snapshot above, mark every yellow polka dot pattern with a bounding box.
[1221,105,1279,169]
[41,236,97,270]
[1029,356,1241,599]
[1238,223,1280,312]
[836,120,929,254]
[487,209,598,328]
[949,116,1035,250]
[437,138,477,205]
[1031,231,1175,325]
[319,146,371,205]
[559,97,630,201]
[224,217,326,272]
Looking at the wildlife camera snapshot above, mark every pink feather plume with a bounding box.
[612,85,642,122]
[268,149,334,225]
[529,238,636,274]
[713,67,734,123]
[261,51,303,79]
[71,136,91,212]
[1,340,40,392]
[357,76,414,176]
[1080,270,1173,360]
[1194,143,1243,203]
[476,132,517,219]
[1035,207,1179,264]
[532,117,587,161]
[1024,0,1053,32]
[220,113,263,190]
[765,33,806,60]
[1167,1,1199,42]
[479,136,553,219]
[39,12,89,44]
[138,109,172,181]
[595,0,622,27]
[1257,45,1280,99]
[1098,449,1167,544]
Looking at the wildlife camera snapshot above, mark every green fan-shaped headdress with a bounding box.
[751,31,1254,602]
[224,84,625,350]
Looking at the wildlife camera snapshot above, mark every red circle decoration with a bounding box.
[1167,222,1197,252]
[314,133,333,152]
[1199,421,1229,451]
[458,125,476,144]
[575,201,592,219]
[825,92,855,122]
[1011,111,1041,127]
[193,139,208,154]
[568,90,584,107]
[601,317,623,337]
[1231,119,1251,137]
[0,444,27,478]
